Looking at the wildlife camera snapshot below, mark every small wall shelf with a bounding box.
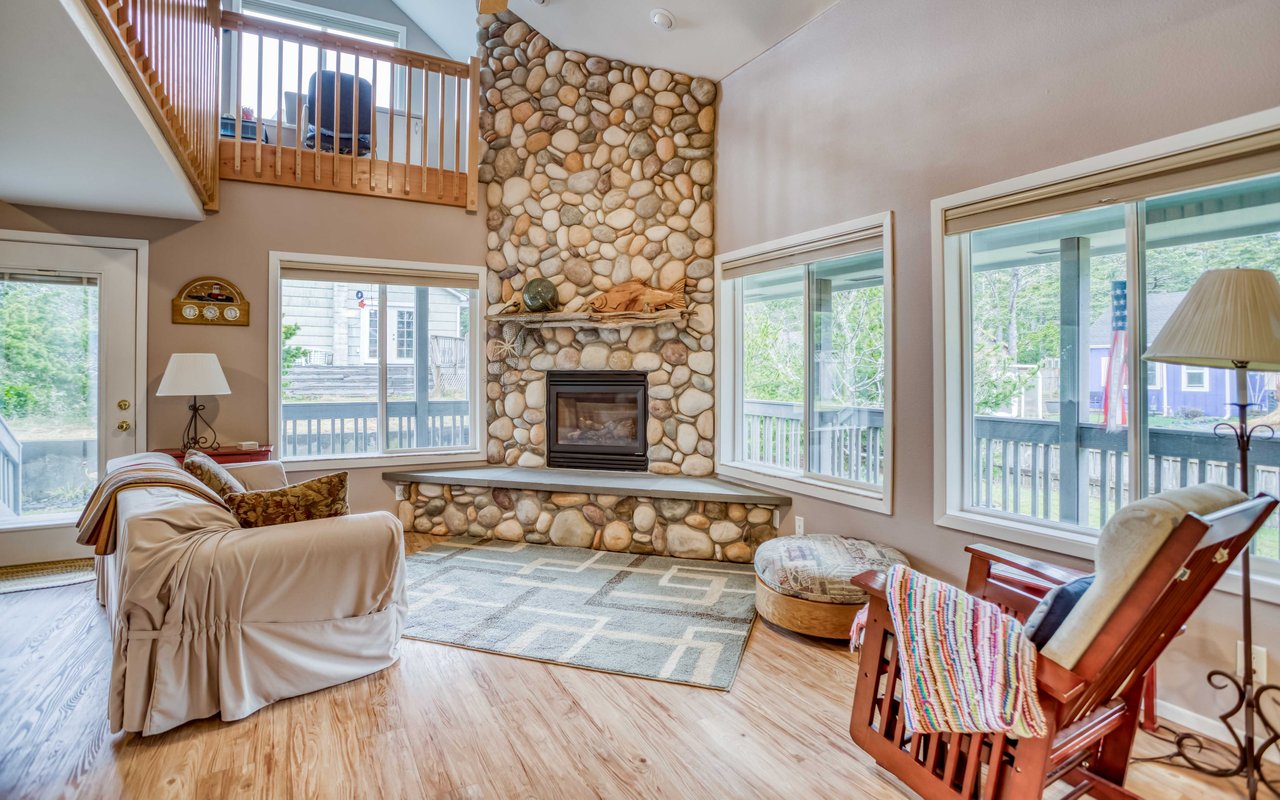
[484,308,691,330]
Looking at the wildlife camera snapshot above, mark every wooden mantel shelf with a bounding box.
[485,308,691,330]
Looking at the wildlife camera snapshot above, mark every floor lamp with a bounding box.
[1143,267,1280,797]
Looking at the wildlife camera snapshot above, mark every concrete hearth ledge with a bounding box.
[383,466,790,506]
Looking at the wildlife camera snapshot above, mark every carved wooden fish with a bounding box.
[588,278,688,313]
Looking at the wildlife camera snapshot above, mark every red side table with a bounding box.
[159,446,274,464]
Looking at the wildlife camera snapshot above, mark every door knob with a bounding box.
[117,399,131,410]
[117,421,132,432]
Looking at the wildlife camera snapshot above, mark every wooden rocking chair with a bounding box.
[849,489,1277,799]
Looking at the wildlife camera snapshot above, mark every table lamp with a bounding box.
[156,353,231,451]
[1143,267,1280,797]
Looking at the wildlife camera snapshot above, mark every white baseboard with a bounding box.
[0,527,85,566]
[1156,699,1280,765]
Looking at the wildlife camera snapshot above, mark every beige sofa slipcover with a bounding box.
[96,454,407,735]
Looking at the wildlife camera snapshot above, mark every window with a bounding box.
[395,309,414,360]
[231,0,409,123]
[936,122,1280,566]
[1181,366,1208,392]
[272,255,481,463]
[366,308,379,361]
[719,213,894,513]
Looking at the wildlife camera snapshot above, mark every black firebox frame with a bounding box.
[545,370,648,471]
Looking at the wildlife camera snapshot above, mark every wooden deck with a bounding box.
[0,534,1249,798]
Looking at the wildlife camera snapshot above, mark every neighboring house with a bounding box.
[1088,291,1274,419]
[281,281,470,400]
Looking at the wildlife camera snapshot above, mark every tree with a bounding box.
[280,323,309,389]
[0,280,96,423]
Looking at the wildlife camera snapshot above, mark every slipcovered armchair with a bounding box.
[849,484,1275,799]
[96,458,406,735]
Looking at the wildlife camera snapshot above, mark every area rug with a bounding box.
[0,558,94,594]
[402,538,757,690]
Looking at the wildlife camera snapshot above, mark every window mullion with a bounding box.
[1126,201,1148,503]
[801,263,812,477]
[377,284,388,455]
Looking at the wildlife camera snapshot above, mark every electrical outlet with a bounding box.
[795,516,805,536]
[1237,641,1269,683]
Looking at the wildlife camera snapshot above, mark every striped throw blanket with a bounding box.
[76,455,227,556]
[881,565,1046,738]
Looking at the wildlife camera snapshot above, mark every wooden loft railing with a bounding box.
[82,0,222,211]
[218,12,480,209]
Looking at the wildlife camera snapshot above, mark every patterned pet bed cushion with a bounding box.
[754,535,909,605]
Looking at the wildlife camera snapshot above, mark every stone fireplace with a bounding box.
[386,11,787,564]
[547,370,647,471]
[477,10,718,477]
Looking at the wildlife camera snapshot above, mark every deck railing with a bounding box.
[83,0,222,209]
[743,400,1280,556]
[218,11,479,208]
[0,416,21,517]
[281,399,469,457]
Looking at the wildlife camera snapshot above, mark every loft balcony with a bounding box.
[216,12,479,209]
[39,1,481,216]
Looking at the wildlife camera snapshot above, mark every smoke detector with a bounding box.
[528,0,547,5]
[650,8,675,31]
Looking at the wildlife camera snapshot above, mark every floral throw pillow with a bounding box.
[182,450,246,499]
[224,472,349,528]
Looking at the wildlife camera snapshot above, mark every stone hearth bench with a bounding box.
[384,466,790,562]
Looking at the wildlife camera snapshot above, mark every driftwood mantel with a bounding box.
[483,308,692,330]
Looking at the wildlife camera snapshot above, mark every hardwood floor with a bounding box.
[0,540,1250,799]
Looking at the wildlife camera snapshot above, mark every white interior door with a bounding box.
[0,236,142,565]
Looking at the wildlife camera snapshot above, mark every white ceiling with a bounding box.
[391,0,840,80]
[0,0,204,220]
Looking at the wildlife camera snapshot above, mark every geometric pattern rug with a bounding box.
[0,558,95,594]
[402,537,757,690]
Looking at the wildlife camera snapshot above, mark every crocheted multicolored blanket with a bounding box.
[883,565,1046,738]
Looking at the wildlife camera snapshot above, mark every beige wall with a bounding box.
[717,0,1280,724]
[0,180,486,511]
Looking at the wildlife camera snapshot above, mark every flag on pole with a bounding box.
[1102,280,1128,433]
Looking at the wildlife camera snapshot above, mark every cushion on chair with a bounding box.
[754,534,909,605]
[1024,574,1094,648]
[224,472,349,528]
[1041,483,1246,669]
[183,450,246,499]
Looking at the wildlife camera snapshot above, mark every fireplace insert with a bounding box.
[546,371,648,471]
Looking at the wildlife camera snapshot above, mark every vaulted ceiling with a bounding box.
[390,0,840,80]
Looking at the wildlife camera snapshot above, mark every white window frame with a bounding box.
[232,0,411,115]
[716,212,895,515]
[1181,365,1209,392]
[269,251,484,470]
[360,305,415,364]
[1147,361,1164,391]
[932,107,1280,601]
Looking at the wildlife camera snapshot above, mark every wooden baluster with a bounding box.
[254,31,263,176]
[436,66,445,198]
[420,62,430,194]
[453,69,462,202]
[386,60,395,193]
[313,45,322,182]
[351,49,359,188]
[403,63,412,195]
[959,734,982,797]
[234,23,242,174]
[467,56,480,211]
[369,57,378,189]
[275,36,283,178]
[294,42,303,182]
[332,49,341,186]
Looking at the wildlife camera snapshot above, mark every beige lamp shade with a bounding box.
[156,353,231,396]
[1143,269,1280,371]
